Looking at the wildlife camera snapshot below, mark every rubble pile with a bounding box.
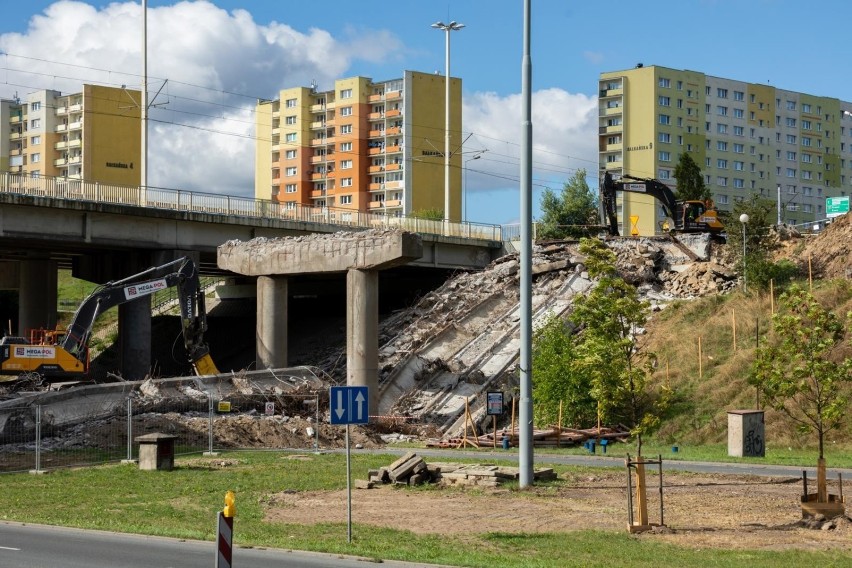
[658,262,739,297]
[428,424,631,449]
[365,451,557,488]
[787,214,852,279]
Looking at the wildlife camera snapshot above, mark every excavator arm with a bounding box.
[60,256,220,377]
[602,172,677,234]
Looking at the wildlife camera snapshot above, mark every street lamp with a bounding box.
[463,151,486,222]
[739,213,749,292]
[431,20,465,222]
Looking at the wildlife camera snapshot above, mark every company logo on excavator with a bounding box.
[14,346,56,358]
[124,279,168,300]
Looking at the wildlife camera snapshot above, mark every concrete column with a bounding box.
[346,268,378,416]
[118,295,152,380]
[18,258,58,337]
[256,275,287,369]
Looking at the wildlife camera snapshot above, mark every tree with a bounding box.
[727,195,798,291]
[537,169,598,239]
[673,153,711,201]
[531,238,671,455]
[749,284,852,461]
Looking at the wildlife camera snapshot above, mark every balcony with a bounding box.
[385,145,401,154]
[68,121,83,131]
[385,163,401,171]
[311,138,329,147]
[386,109,401,118]
[310,120,326,129]
[271,127,280,136]
[369,182,384,191]
[56,107,68,115]
[599,125,622,134]
[368,111,385,120]
[56,124,67,132]
[9,114,21,123]
[369,129,385,138]
[54,141,67,150]
[54,158,67,167]
[601,107,622,117]
[9,131,22,141]
[369,146,384,155]
[386,126,401,136]
[385,90,402,101]
[384,199,402,208]
[368,201,386,209]
[310,103,326,113]
[69,103,82,112]
[311,190,326,198]
[385,180,403,189]
[368,165,385,174]
[310,155,327,164]
[599,87,623,97]
[368,94,384,103]
[68,139,82,148]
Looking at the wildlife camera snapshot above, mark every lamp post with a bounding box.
[739,213,749,293]
[464,151,485,222]
[431,20,464,222]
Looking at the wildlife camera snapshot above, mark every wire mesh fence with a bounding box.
[0,391,332,474]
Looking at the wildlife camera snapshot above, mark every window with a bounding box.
[802,103,811,113]
[734,143,745,154]
[717,106,728,116]
[659,151,671,162]
[677,80,683,90]
[659,114,671,125]
[285,98,297,108]
[787,151,796,161]
[285,132,297,142]
[802,137,811,147]
[658,169,671,179]
[341,124,353,134]
[659,132,671,143]
[786,168,796,177]
[717,88,728,98]
[31,153,40,163]
[285,149,297,159]
[659,77,670,88]
[285,115,296,125]
[802,153,812,163]
[705,104,711,113]
[718,194,729,204]
[341,159,353,169]
[803,186,813,196]
[734,178,744,188]
[717,141,728,151]
[734,161,744,170]
[341,177,353,187]
[341,106,353,116]
[802,170,812,180]
[802,120,811,130]
[786,117,797,127]
[734,126,744,136]
[340,195,352,205]
[340,88,353,99]
[718,123,728,134]
[284,167,297,176]
[717,177,728,186]
[733,108,744,119]
[787,134,796,144]
[658,96,670,106]
[734,91,744,101]
[787,100,796,110]
[31,101,41,111]
[717,159,728,169]
[30,118,41,129]
[285,184,297,193]
[340,142,352,152]
[30,135,40,145]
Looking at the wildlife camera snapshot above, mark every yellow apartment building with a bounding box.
[2,85,141,186]
[255,70,463,221]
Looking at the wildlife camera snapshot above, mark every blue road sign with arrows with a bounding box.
[330,386,369,425]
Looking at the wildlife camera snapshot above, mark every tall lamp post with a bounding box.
[431,20,464,222]
[739,213,749,293]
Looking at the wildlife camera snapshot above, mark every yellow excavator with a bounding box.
[601,172,725,237]
[0,256,220,381]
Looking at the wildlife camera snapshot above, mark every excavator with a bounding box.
[600,172,725,237]
[0,256,220,382]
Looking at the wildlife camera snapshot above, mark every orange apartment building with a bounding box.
[255,71,463,221]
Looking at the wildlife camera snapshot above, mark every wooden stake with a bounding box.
[732,310,737,352]
[557,400,563,448]
[635,460,649,526]
[511,396,516,439]
[809,254,813,292]
[770,279,775,315]
[665,358,670,388]
[818,457,827,503]
[493,415,497,449]
[698,336,703,379]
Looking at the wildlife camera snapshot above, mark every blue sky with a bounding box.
[2,0,850,225]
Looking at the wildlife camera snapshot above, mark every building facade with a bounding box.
[1,85,141,185]
[599,65,851,235]
[255,71,463,220]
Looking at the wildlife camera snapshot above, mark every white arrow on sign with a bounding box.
[335,389,345,420]
[354,390,365,421]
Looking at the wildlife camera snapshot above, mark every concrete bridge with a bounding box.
[0,173,506,380]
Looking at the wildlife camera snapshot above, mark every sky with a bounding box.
[2,0,851,226]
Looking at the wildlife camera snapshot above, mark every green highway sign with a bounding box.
[826,196,850,218]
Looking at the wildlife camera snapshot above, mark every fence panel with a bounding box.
[0,405,36,473]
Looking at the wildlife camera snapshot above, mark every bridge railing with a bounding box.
[0,172,504,242]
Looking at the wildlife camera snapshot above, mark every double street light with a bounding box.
[431,20,465,222]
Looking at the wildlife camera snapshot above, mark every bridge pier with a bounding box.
[218,230,423,418]
[118,295,152,380]
[18,258,58,337]
[256,275,288,369]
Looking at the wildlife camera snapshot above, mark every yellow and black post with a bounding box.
[216,490,236,567]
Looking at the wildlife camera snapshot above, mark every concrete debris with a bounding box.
[369,452,558,487]
[429,424,631,450]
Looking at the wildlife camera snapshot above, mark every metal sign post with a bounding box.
[330,386,369,543]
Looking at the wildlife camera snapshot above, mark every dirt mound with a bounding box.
[785,213,852,278]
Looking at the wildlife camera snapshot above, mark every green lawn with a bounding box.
[1,451,849,567]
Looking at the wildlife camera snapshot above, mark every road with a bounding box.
[0,522,449,568]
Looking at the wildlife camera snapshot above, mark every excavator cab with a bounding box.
[678,201,707,231]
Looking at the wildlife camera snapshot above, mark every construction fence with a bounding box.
[0,391,332,474]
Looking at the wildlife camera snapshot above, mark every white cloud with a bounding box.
[1,1,599,208]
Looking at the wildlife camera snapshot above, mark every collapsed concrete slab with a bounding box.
[218,229,424,416]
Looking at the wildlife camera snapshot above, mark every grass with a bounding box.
[1,450,850,567]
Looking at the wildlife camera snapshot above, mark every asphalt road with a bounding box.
[0,522,449,568]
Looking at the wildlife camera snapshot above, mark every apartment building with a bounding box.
[1,85,141,185]
[255,70,463,220]
[599,65,851,236]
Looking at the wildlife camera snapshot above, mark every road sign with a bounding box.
[826,196,850,218]
[330,386,369,425]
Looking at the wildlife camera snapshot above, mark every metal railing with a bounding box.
[0,172,504,242]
